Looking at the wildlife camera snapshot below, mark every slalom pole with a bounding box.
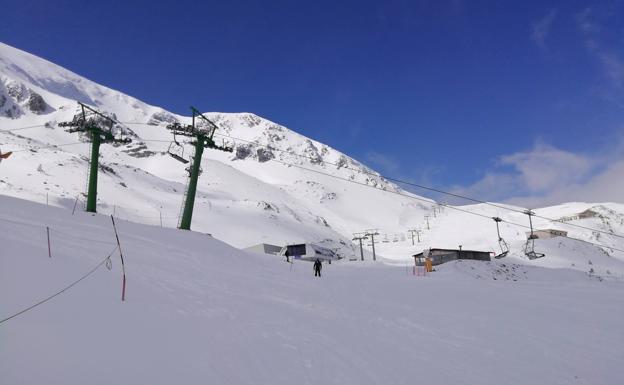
[110,215,127,301]
[46,226,51,258]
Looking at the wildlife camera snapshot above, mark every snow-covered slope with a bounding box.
[2,195,623,385]
[0,41,432,255]
[1,41,624,277]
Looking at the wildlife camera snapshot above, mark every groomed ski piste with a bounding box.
[1,194,623,385]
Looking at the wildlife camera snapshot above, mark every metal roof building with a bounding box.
[243,243,283,256]
[412,248,492,266]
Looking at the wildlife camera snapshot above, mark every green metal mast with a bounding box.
[167,107,233,230]
[60,102,131,213]
[86,130,102,212]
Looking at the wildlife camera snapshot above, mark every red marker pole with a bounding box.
[111,215,126,301]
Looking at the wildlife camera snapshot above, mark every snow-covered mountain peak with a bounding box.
[0,42,171,123]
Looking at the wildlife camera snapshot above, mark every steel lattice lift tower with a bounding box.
[167,107,233,230]
[59,102,131,213]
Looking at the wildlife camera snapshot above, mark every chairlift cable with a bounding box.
[269,158,624,254]
[138,128,624,242]
[0,124,47,132]
[5,120,623,240]
[204,131,624,240]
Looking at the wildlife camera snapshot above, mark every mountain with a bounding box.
[1,41,624,277]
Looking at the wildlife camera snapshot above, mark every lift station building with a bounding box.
[413,248,492,266]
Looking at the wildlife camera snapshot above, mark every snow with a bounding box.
[2,39,624,384]
[2,195,624,385]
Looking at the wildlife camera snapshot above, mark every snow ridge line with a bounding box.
[0,215,116,245]
[0,245,118,325]
[0,124,46,132]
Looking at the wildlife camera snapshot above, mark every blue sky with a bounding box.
[2,0,623,206]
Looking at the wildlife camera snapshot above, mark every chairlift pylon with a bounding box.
[523,210,545,260]
[492,217,509,259]
[167,133,189,164]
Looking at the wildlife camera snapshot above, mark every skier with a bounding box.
[313,258,322,277]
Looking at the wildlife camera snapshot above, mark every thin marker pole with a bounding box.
[72,196,79,215]
[111,215,126,301]
[46,226,51,258]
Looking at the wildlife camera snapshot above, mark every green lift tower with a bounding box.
[167,107,233,230]
[59,102,131,213]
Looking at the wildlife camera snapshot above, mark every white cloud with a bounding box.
[499,143,595,192]
[531,9,557,49]
[505,160,624,208]
[449,139,624,208]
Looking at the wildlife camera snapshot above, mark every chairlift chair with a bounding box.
[524,238,545,260]
[492,217,509,259]
[167,134,189,164]
[523,210,545,260]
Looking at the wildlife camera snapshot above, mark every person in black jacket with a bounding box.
[313,259,322,277]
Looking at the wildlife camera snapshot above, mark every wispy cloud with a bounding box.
[499,142,595,192]
[576,6,624,88]
[448,137,624,208]
[576,7,599,35]
[365,150,445,192]
[531,9,557,49]
[366,151,400,174]
[598,51,624,87]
